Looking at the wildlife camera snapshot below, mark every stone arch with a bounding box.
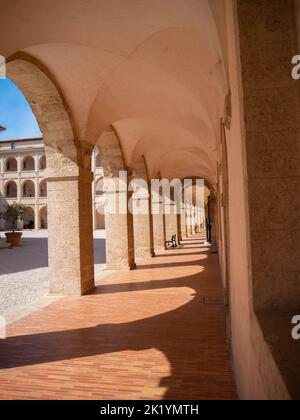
[94,208,105,230]
[5,180,17,198]
[7,56,79,174]
[175,177,207,240]
[95,177,104,197]
[95,152,102,168]
[5,157,18,172]
[39,206,48,229]
[22,155,35,171]
[94,177,105,230]
[22,179,35,198]
[23,206,35,230]
[6,56,95,297]
[131,157,154,259]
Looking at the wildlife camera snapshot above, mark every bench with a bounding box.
[166,235,178,249]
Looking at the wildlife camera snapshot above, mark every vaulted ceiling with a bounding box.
[0,0,229,185]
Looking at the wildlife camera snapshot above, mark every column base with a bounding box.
[154,246,166,252]
[135,248,155,259]
[106,262,137,271]
[50,283,95,298]
[81,285,96,296]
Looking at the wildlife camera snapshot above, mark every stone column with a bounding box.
[191,206,196,235]
[180,207,187,239]
[47,168,95,297]
[186,205,193,237]
[132,191,155,259]
[34,175,39,230]
[34,154,39,173]
[91,152,96,231]
[99,128,136,271]
[152,191,166,252]
[210,196,218,246]
[105,184,136,270]
[132,159,154,259]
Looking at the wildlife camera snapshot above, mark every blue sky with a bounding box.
[0,78,42,141]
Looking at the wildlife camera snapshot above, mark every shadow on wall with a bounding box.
[0,237,106,275]
[0,252,236,400]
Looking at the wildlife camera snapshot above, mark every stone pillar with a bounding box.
[175,214,181,242]
[191,206,196,235]
[152,191,166,252]
[34,176,39,230]
[92,203,96,231]
[47,168,95,297]
[99,128,136,271]
[133,196,155,258]
[210,196,218,246]
[194,206,199,232]
[132,159,154,259]
[105,186,136,270]
[186,205,193,237]
[180,209,187,240]
[91,151,96,231]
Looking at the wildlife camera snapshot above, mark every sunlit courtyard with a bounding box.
[0,230,106,317]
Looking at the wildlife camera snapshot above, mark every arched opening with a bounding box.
[39,180,47,197]
[94,177,105,230]
[176,179,207,242]
[5,157,17,172]
[39,155,46,171]
[95,152,102,168]
[95,177,104,197]
[22,155,35,171]
[39,206,48,229]
[23,206,35,230]
[6,57,95,297]
[5,181,17,198]
[22,180,35,198]
[95,209,105,230]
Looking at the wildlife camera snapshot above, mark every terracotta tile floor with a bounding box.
[0,234,237,400]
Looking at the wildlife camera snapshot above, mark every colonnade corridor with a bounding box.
[0,233,237,400]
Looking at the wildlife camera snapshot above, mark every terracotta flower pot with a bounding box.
[5,232,23,247]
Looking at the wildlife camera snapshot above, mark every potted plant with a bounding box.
[0,203,27,246]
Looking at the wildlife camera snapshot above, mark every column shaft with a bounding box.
[105,189,136,270]
[152,195,166,251]
[48,169,95,296]
[133,196,154,259]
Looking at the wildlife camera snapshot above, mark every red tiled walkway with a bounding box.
[0,234,237,400]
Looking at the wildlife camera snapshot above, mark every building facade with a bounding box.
[0,138,104,231]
